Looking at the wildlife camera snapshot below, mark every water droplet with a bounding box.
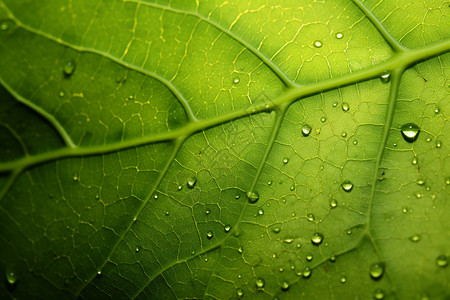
[72,173,79,181]
[235,194,240,199]
[302,124,312,137]
[278,267,284,272]
[330,254,336,262]
[335,32,344,39]
[340,275,347,283]
[63,60,76,76]
[417,178,425,185]
[446,177,450,185]
[341,132,347,138]
[410,234,421,242]
[233,76,240,84]
[205,209,210,215]
[353,139,358,145]
[436,140,442,148]
[135,246,140,252]
[296,243,301,248]
[165,211,170,216]
[401,206,408,214]
[187,177,197,189]
[97,269,102,276]
[341,181,353,192]
[436,255,448,267]
[412,155,418,165]
[311,232,324,245]
[434,107,440,114]
[255,278,265,288]
[415,192,423,199]
[5,266,17,285]
[401,123,420,143]
[95,194,100,200]
[177,185,183,191]
[307,213,315,222]
[314,40,323,48]
[238,246,243,253]
[281,281,290,291]
[320,116,327,122]
[59,91,65,97]
[373,288,385,300]
[306,253,313,261]
[224,224,231,232]
[247,191,259,203]
[380,72,391,83]
[330,199,338,208]
[258,209,264,215]
[191,250,195,255]
[283,238,294,244]
[237,288,244,297]
[369,262,385,280]
[206,230,213,239]
[342,102,350,112]
[283,158,289,164]
[0,21,9,31]
[302,267,312,278]
[153,193,158,200]
[347,229,352,235]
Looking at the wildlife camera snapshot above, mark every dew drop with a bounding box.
[416,178,425,186]
[258,209,264,215]
[205,209,210,215]
[340,275,347,283]
[412,155,418,165]
[279,267,284,272]
[330,199,338,208]
[283,158,289,164]
[373,288,385,300]
[247,191,259,203]
[434,107,440,114]
[59,91,65,97]
[271,226,281,234]
[369,262,385,280]
[237,288,244,297]
[314,40,323,48]
[238,246,243,253]
[5,266,17,285]
[436,255,448,267]
[177,185,183,191]
[235,194,240,199]
[0,21,8,31]
[311,232,324,245]
[187,177,197,189]
[342,102,350,112]
[281,281,290,291]
[97,269,102,276]
[307,213,315,222]
[306,253,313,261]
[401,206,408,214]
[400,123,420,143]
[153,193,158,200]
[63,60,76,76]
[135,246,140,253]
[380,72,391,83]
[436,140,442,148]
[410,234,421,242]
[255,278,265,288]
[296,243,301,248]
[330,254,337,262]
[333,102,338,107]
[320,116,327,122]
[341,132,347,138]
[353,139,358,145]
[72,173,79,181]
[335,32,344,39]
[283,238,294,244]
[233,76,240,84]
[224,224,231,232]
[446,177,450,185]
[302,124,312,137]
[165,211,170,216]
[341,181,353,192]
[206,230,213,239]
[302,267,312,278]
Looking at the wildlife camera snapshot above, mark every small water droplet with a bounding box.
[283,238,294,244]
[191,250,196,255]
[434,107,440,114]
[340,275,347,283]
[417,178,425,185]
[415,192,423,199]
[233,76,240,84]
[135,246,140,252]
[335,32,344,39]
[347,229,352,235]
[59,91,65,97]
[302,267,312,278]
[97,269,102,276]
[187,177,197,189]
[206,230,213,239]
[165,211,170,216]
[314,40,323,48]
[380,72,391,83]
[436,140,442,148]
[302,124,312,136]
[341,180,353,192]
[445,177,450,185]
[235,194,240,199]
[307,213,315,222]
[436,255,448,267]
[373,288,385,300]
[330,199,338,208]
[306,253,313,261]
[0,21,9,31]
[341,132,347,138]
[283,158,289,164]
[412,155,418,165]
[330,254,336,262]
[401,123,420,143]
[224,224,231,232]
[237,288,244,297]
[153,193,158,200]
[72,173,79,181]
[342,102,350,112]
[5,266,17,285]
[271,226,281,233]
[247,191,259,203]
[258,209,264,215]
[255,278,265,288]
[177,185,183,191]
[369,262,385,280]
[205,209,210,215]
[296,243,301,248]
[281,281,290,291]
[238,246,243,253]
[353,139,358,145]
[278,267,284,272]
[63,60,76,76]
[311,232,324,245]
[401,206,408,214]
[321,116,327,122]
[410,234,421,242]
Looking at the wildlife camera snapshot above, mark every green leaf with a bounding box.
[0,0,449,299]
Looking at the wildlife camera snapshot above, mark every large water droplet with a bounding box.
[342,102,350,112]
[436,255,448,267]
[255,278,265,288]
[302,124,312,137]
[281,281,290,291]
[5,266,17,285]
[302,267,312,278]
[206,230,213,239]
[314,40,323,48]
[237,288,244,297]
[187,177,197,189]
[224,224,231,232]
[369,262,385,280]
[311,232,324,245]
[63,60,76,76]
[400,123,420,143]
[341,181,353,192]
[330,199,338,208]
[373,288,385,300]
[380,72,391,83]
[306,253,313,261]
[247,191,259,203]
